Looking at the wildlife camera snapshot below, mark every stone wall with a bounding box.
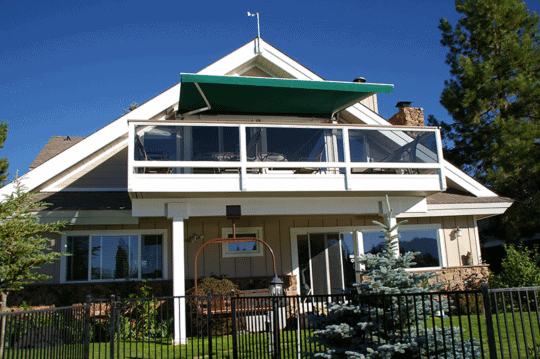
[432,265,490,290]
[357,265,490,291]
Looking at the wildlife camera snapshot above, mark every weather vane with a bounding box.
[247,11,261,53]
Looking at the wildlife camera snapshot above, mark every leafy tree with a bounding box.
[0,122,9,186]
[123,102,139,114]
[310,197,481,358]
[430,0,540,240]
[490,243,540,288]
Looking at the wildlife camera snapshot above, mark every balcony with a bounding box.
[127,121,445,196]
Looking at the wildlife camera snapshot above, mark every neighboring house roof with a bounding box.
[0,38,505,206]
[30,136,85,170]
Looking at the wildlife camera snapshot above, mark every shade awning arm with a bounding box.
[182,82,212,116]
[330,93,372,121]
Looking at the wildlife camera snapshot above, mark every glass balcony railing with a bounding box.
[128,121,445,193]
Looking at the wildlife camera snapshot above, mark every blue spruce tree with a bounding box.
[310,197,481,359]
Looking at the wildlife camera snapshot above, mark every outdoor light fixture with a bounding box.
[187,233,204,244]
[226,205,241,220]
[268,276,283,296]
[455,227,462,238]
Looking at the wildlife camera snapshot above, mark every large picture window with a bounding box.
[63,231,165,282]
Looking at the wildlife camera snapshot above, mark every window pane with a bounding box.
[226,233,259,254]
[91,235,138,280]
[362,231,385,254]
[297,235,311,295]
[399,229,440,268]
[245,127,342,162]
[142,235,163,279]
[66,236,89,281]
[340,233,356,289]
[348,129,438,163]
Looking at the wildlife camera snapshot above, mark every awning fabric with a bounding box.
[177,74,393,118]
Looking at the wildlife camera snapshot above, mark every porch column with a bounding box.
[168,203,190,345]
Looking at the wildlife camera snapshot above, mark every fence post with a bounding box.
[85,295,92,359]
[109,294,116,359]
[481,284,498,359]
[272,296,280,358]
[206,291,213,359]
[231,290,238,359]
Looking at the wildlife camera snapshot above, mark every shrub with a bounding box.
[489,243,540,288]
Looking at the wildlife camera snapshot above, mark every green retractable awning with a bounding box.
[177,74,393,118]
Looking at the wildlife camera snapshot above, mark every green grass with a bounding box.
[427,311,540,358]
[88,329,317,358]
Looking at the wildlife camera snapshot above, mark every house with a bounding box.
[1,38,512,343]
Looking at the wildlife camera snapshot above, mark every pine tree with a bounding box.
[0,178,66,356]
[431,0,540,240]
[310,197,481,358]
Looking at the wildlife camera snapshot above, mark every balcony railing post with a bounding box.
[239,124,247,191]
[342,127,351,190]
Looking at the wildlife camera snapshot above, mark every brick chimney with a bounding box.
[388,102,424,126]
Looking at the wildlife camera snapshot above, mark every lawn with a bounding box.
[88,329,319,359]
[429,310,540,359]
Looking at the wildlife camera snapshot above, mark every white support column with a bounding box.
[168,203,190,345]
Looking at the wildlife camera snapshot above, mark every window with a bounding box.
[359,225,443,269]
[221,227,263,258]
[398,228,441,268]
[63,231,166,282]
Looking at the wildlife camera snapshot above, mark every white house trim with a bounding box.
[132,196,428,218]
[398,201,512,218]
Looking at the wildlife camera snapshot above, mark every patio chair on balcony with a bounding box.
[294,145,325,174]
[135,135,171,174]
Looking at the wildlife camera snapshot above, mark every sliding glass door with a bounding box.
[297,232,356,295]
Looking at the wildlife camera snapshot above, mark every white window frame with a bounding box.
[290,224,446,295]
[221,227,264,258]
[60,229,168,283]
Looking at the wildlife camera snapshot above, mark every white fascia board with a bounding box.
[443,160,498,197]
[38,210,138,225]
[258,41,323,80]
[132,196,427,218]
[0,84,181,197]
[398,201,512,218]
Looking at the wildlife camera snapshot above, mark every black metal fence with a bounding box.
[3,286,540,358]
[0,304,89,359]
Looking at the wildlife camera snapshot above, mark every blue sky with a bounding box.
[2,0,540,177]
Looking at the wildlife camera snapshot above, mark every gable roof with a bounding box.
[30,136,85,170]
[1,37,500,201]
